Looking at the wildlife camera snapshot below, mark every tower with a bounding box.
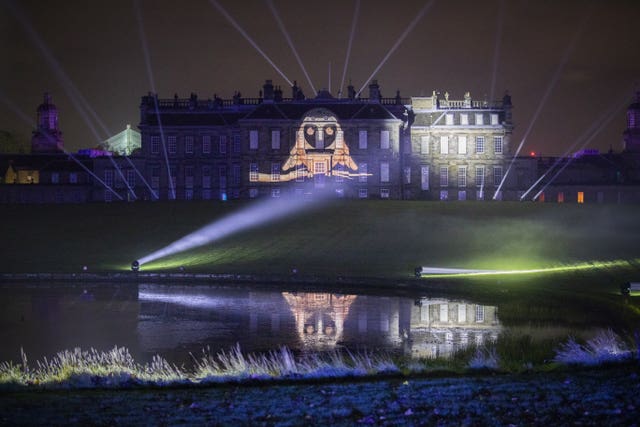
[31,93,64,153]
[623,91,640,152]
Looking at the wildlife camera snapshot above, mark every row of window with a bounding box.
[438,113,500,126]
[149,129,397,155]
[437,165,503,188]
[419,135,503,155]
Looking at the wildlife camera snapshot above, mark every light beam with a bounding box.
[339,0,360,98]
[209,0,293,86]
[356,0,436,98]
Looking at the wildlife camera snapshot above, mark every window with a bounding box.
[249,188,258,198]
[403,166,411,184]
[202,135,211,154]
[185,189,194,200]
[233,134,241,153]
[380,130,390,149]
[458,166,467,187]
[151,166,160,190]
[476,136,485,153]
[577,191,584,204]
[557,192,564,203]
[103,170,112,187]
[271,187,281,198]
[271,163,280,182]
[232,164,241,185]
[127,170,135,188]
[168,136,177,154]
[458,190,466,201]
[104,189,112,202]
[475,113,484,125]
[358,188,368,199]
[475,305,485,322]
[151,136,160,154]
[476,190,484,200]
[249,130,259,150]
[359,130,368,149]
[421,166,429,190]
[185,136,194,154]
[445,113,454,125]
[491,114,499,125]
[475,166,485,187]
[202,189,212,200]
[440,166,449,187]
[420,136,429,154]
[494,136,503,154]
[219,135,227,154]
[249,163,258,182]
[440,190,448,200]
[202,166,211,188]
[271,130,280,150]
[440,136,448,154]
[296,166,305,182]
[69,172,78,184]
[380,162,389,183]
[185,165,194,189]
[493,166,503,187]
[219,165,227,189]
[460,114,469,125]
[380,188,390,199]
[458,136,467,154]
[359,163,368,183]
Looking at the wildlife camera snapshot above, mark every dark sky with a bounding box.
[1,0,639,155]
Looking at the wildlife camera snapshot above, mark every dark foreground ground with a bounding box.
[1,365,638,426]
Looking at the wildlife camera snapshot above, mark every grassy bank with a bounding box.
[1,200,639,277]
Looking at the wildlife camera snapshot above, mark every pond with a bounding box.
[0,281,634,367]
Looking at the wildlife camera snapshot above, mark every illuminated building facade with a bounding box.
[135,80,514,201]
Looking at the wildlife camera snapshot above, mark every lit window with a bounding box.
[440,190,448,200]
[249,163,258,182]
[475,113,484,125]
[69,172,78,184]
[359,163,368,183]
[445,114,454,125]
[421,166,429,190]
[380,162,389,183]
[420,135,429,154]
[380,130,390,149]
[271,187,280,198]
[168,136,177,154]
[494,136,503,154]
[249,130,259,150]
[460,114,469,125]
[458,190,466,201]
[458,136,467,154]
[458,166,467,187]
[219,135,227,154]
[380,188,390,199]
[202,136,211,154]
[440,166,449,187]
[185,136,194,154]
[358,188,368,198]
[577,191,584,204]
[271,130,280,150]
[475,305,485,322]
[476,136,485,153]
[440,136,448,154]
[404,166,411,184]
[359,130,368,149]
[491,114,499,125]
[271,163,280,182]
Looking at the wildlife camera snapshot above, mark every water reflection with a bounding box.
[0,282,502,366]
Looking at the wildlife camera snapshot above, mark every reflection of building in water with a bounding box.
[282,292,356,350]
[409,298,501,358]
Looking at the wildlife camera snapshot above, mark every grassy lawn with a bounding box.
[1,199,639,278]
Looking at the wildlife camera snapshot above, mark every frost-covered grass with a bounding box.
[2,330,637,390]
[554,329,637,365]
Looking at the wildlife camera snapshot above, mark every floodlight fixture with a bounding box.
[131,260,140,272]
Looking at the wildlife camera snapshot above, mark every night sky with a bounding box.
[1,0,639,156]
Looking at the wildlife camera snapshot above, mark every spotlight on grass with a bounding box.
[131,260,140,272]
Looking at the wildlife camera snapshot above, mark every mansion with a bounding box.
[1,83,640,203]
